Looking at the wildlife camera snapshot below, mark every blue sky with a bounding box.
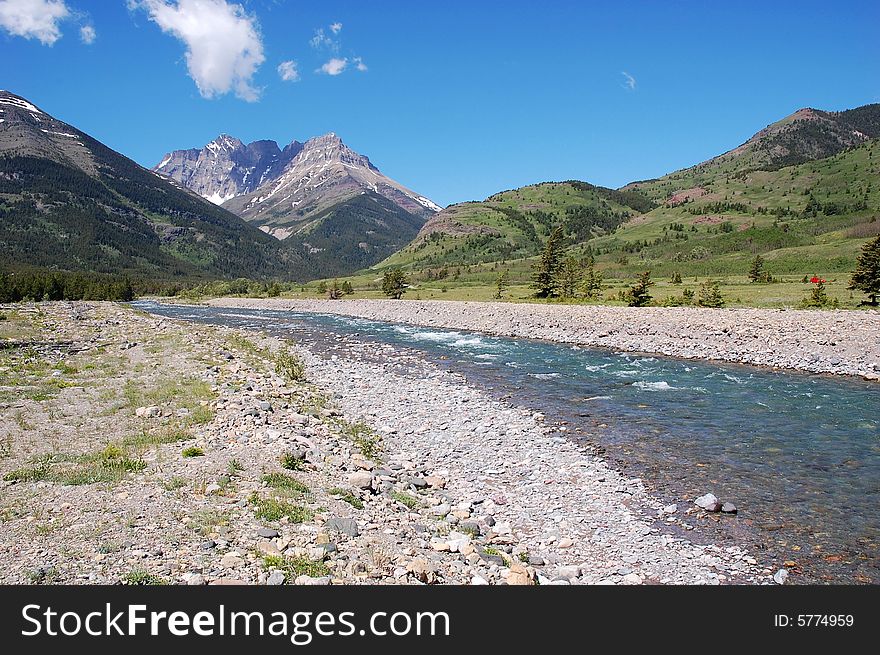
[1,0,878,207]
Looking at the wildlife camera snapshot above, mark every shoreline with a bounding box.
[1,301,768,585]
[206,298,880,381]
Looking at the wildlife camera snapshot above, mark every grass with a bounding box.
[327,487,364,510]
[337,420,382,460]
[227,458,244,475]
[261,472,310,494]
[2,443,147,486]
[261,555,329,580]
[181,446,205,458]
[275,348,306,382]
[122,570,168,586]
[249,493,314,523]
[124,375,214,411]
[390,490,419,510]
[162,476,187,491]
[279,452,306,471]
[188,509,231,536]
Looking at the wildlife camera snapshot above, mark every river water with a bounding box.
[136,301,880,584]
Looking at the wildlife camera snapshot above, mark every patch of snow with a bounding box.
[416,195,443,212]
[0,96,41,113]
[205,191,237,205]
[157,154,173,169]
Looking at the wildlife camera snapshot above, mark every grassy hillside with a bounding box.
[378,181,655,270]
[299,139,878,309]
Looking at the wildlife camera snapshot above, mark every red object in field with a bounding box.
[810,276,820,283]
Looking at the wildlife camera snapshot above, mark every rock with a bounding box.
[205,483,221,495]
[185,574,206,586]
[405,477,428,489]
[470,575,489,585]
[555,565,581,580]
[257,540,281,557]
[220,553,243,568]
[135,405,160,418]
[406,558,438,584]
[429,503,451,517]
[294,575,331,586]
[695,493,722,512]
[424,475,446,488]
[445,531,471,553]
[621,573,643,585]
[257,528,280,538]
[325,517,359,538]
[348,471,374,490]
[505,562,535,586]
[558,537,574,549]
[773,569,789,585]
[663,504,678,514]
[720,502,738,514]
[259,401,272,411]
[266,571,286,586]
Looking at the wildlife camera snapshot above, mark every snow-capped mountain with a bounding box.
[154,132,442,240]
[154,135,303,206]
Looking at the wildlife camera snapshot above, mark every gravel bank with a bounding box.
[0,302,770,585]
[209,299,880,379]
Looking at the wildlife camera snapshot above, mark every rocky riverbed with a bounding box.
[208,298,880,380]
[0,302,771,585]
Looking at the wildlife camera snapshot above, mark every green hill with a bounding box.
[377,180,655,271]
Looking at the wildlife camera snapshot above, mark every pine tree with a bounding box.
[341,280,354,295]
[849,236,880,306]
[494,270,509,300]
[531,227,565,298]
[803,279,830,308]
[382,269,408,300]
[748,255,765,283]
[697,280,725,308]
[627,271,653,307]
[559,256,582,299]
[671,271,682,284]
[583,260,604,299]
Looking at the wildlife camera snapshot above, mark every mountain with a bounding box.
[154,131,441,276]
[154,135,303,205]
[155,132,441,238]
[0,90,305,280]
[369,102,879,286]
[378,180,655,270]
[626,104,880,202]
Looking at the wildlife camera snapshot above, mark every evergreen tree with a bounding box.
[849,236,880,306]
[583,259,604,299]
[804,279,829,308]
[382,269,408,300]
[341,280,354,295]
[670,271,682,284]
[748,255,765,283]
[627,271,653,307]
[697,280,725,308]
[559,256,582,299]
[494,270,509,300]
[531,227,565,298]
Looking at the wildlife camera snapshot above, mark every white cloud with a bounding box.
[353,56,367,72]
[309,26,338,51]
[329,21,341,35]
[134,0,265,102]
[317,57,347,76]
[0,0,70,45]
[79,23,95,44]
[621,71,636,91]
[277,59,299,82]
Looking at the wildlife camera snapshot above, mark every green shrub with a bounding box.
[182,446,205,458]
